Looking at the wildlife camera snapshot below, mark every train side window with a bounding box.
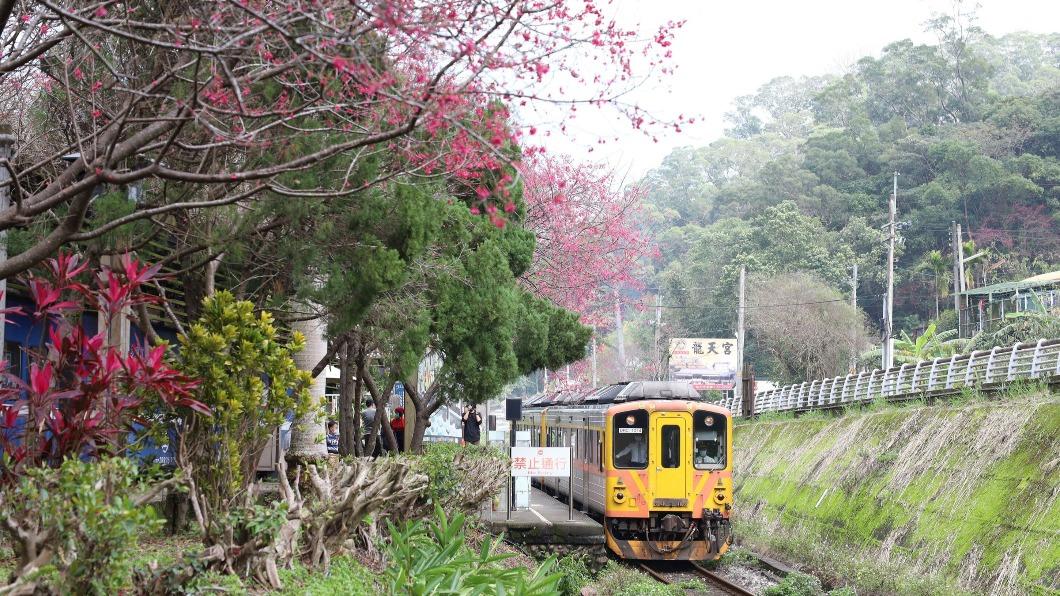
[612,410,648,469]
[661,425,681,468]
[693,411,727,469]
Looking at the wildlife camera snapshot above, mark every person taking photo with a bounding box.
[461,404,483,446]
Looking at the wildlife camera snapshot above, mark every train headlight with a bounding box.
[613,491,626,504]
[713,491,727,504]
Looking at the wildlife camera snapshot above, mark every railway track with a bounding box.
[637,561,756,595]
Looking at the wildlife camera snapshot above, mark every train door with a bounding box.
[650,412,689,503]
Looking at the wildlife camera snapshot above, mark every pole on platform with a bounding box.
[507,423,515,520]
[582,418,589,513]
[505,472,511,521]
[568,452,574,521]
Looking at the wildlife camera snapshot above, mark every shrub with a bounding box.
[383,505,561,595]
[174,291,312,532]
[412,442,509,512]
[0,457,167,594]
[555,553,594,595]
[763,572,825,596]
[0,253,203,483]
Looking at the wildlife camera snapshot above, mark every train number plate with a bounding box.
[618,427,643,434]
[653,498,688,508]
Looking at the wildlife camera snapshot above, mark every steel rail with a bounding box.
[637,561,756,596]
[690,561,756,596]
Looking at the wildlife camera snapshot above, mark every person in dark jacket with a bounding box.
[461,404,482,445]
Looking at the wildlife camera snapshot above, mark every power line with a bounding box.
[627,293,886,311]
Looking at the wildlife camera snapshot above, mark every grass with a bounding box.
[732,387,1060,596]
[585,561,687,596]
[276,555,378,595]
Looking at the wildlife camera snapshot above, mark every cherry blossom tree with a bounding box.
[521,154,652,319]
[519,153,655,386]
[0,0,681,279]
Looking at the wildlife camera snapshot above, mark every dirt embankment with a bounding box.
[732,392,1060,595]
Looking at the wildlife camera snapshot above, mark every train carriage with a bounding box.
[520,381,734,561]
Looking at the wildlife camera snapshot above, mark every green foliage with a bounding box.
[176,291,312,513]
[555,554,594,596]
[375,199,590,411]
[2,458,162,595]
[642,28,1060,362]
[587,561,684,596]
[383,505,561,595]
[861,323,970,366]
[763,573,825,596]
[970,303,1060,351]
[275,555,377,595]
[410,442,509,510]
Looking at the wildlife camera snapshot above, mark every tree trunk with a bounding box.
[351,345,364,456]
[410,412,429,454]
[404,381,441,454]
[935,277,941,319]
[286,314,329,466]
[337,340,355,456]
[361,365,398,453]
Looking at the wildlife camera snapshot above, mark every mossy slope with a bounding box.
[733,393,1060,595]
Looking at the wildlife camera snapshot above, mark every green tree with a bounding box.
[917,249,952,318]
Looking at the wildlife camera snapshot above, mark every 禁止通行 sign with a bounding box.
[510,446,571,477]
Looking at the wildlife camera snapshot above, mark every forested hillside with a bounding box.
[640,25,1060,382]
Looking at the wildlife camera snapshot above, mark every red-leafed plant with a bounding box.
[0,252,206,483]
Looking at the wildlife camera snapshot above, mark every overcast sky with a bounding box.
[542,0,1060,182]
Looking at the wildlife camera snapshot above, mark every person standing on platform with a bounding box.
[462,404,482,445]
[325,420,340,455]
[390,407,406,452]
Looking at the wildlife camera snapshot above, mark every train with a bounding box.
[519,381,733,561]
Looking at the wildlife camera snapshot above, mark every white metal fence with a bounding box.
[720,338,1060,417]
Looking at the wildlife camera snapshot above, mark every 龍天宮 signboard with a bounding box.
[668,337,738,391]
[510,446,571,477]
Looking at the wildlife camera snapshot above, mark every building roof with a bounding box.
[962,270,1060,297]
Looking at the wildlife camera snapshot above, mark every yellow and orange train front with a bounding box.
[602,401,733,560]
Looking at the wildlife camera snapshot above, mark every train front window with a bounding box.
[661,425,681,468]
[613,409,648,469]
[693,411,726,469]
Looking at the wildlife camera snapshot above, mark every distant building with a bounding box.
[958,271,1060,337]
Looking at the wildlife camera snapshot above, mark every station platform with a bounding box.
[487,486,603,545]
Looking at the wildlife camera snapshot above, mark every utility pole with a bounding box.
[849,263,858,373]
[0,125,12,353]
[951,221,962,313]
[653,293,662,381]
[736,266,746,404]
[956,223,966,294]
[883,171,898,371]
[614,290,626,380]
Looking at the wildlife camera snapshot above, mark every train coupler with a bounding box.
[701,509,732,553]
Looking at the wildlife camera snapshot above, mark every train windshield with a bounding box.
[613,409,648,469]
[693,411,726,469]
